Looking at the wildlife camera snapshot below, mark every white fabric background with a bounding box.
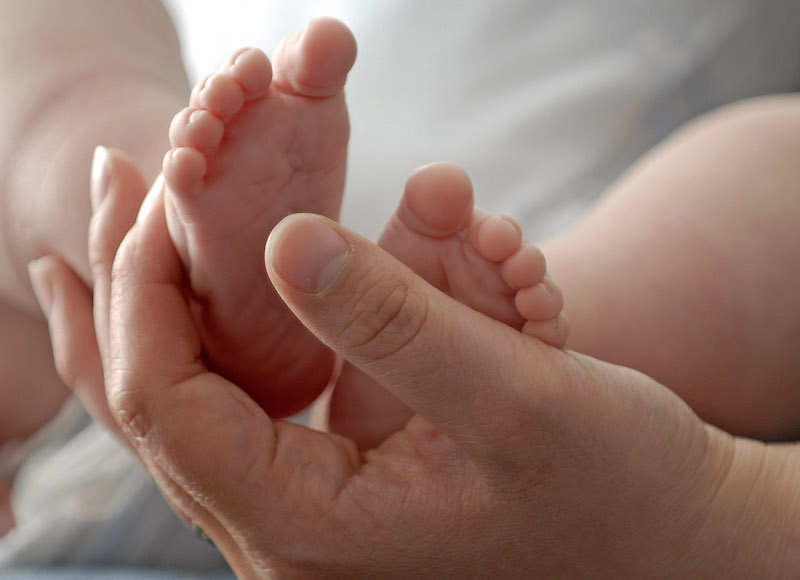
[164,0,800,241]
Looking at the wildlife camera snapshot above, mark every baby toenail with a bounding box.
[194,75,211,95]
[137,174,165,224]
[188,109,206,125]
[496,216,521,237]
[479,216,522,262]
[231,47,252,67]
[197,76,214,98]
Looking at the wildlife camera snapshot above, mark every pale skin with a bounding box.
[0,0,188,444]
[543,94,800,441]
[3,1,797,446]
[0,0,187,534]
[156,32,565,418]
[4,1,800,572]
[1,3,559,437]
[2,3,798,445]
[34,160,800,577]
[1,6,565,532]
[31,74,800,579]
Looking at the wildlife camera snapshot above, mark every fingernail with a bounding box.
[91,146,112,213]
[268,215,350,293]
[136,173,165,224]
[28,259,54,320]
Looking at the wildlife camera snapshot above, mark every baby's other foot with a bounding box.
[330,163,568,448]
[379,162,569,346]
[162,19,356,416]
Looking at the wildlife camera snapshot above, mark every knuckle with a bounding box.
[340,269,430,365]
[107,366,154,445]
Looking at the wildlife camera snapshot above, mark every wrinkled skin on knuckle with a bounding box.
[106,365,155,445]
[338,267,430,366]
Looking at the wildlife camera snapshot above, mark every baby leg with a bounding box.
[162,20,356,416]
[543,95,800,440]
[0,0,186,486]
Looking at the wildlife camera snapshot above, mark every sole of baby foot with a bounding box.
[161,20,356,416]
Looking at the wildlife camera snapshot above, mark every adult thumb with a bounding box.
[265,213,548,448]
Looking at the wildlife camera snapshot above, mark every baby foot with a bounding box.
[379,162,569,346]
[330,163,568,448]
[162,19,356,417]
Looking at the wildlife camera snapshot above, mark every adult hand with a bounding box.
[33,151,790,578]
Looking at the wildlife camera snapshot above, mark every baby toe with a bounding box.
[522,313,570,348]
[163,147,207,197]
[475,215,523,263]
[169,107,224,151]
[396,162,474,237]
[191,73,245,122]
[501,245,548,289]
[272,18,356,98]
[225,47,272,100]
[515,279,564,321]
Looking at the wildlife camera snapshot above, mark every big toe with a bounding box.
[394,162,475,238]
[273,17,357,98]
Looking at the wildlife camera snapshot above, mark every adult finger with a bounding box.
[30,149,227,538]
[28,255,116,433]
[88,151,257,567]
[105,178,366,577]
[28,148,150,433]
[265,214,575,453]
[88,147,153,366]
